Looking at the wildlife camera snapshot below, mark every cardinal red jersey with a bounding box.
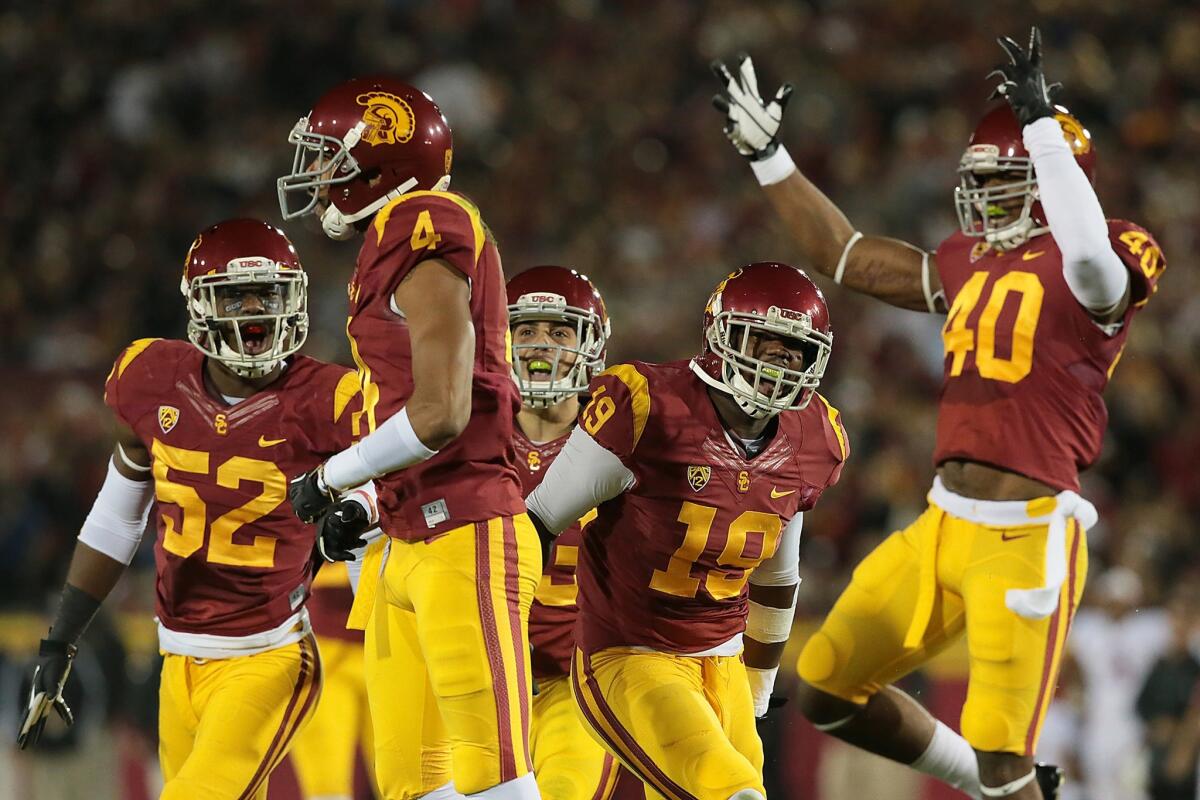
[308,563,362,643]
[346,190,523,540]
[514,427,596,679]
[576,361,848,655]
[104,338,362,638]
[934,220,1165,491]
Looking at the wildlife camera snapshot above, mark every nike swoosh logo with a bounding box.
[258,436,286,447]
[770,488,796,499]
[1021,250,1045,261]
[1000,531,1031,542]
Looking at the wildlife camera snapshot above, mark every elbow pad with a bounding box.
[78,459,154,565]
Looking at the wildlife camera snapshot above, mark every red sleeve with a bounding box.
[371,191,487,290]
[327,368,365,451]
[580,364,652,461]
[814,393,850,489]
[103,338,163,429]
[1107,220,1165,307]
[297,364,365,457]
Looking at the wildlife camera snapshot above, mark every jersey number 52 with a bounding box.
[152,440,287,568]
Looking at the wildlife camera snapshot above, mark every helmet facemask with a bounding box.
[705,306,831,418]
[953,145,1047,250]
[182,260,309,379]
[509,296,608,408]
[278,117,447,241]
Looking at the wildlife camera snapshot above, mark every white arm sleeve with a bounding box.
[750,513,803,587]
[1024,117,1129,313]
[323,407,438,491]
[77,458,154,565]
[525,426,635,535]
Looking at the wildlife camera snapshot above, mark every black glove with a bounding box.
[990,26,1061,126]
[289,465,337,524]
[17,639,78,749]
[528,511,555,575]
[711,53,794,160]
[316,500,372,563]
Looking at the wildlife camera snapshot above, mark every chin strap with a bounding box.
[321,174,452,241]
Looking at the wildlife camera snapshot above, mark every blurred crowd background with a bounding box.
[1,1,1198,798]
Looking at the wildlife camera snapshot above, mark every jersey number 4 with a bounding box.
[152,440,286,568]
[942,270,1044,383]
[650,501,783,600]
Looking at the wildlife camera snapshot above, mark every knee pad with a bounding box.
[797,630,840,685]
[728,791,765,800]
[960,700,1015,754]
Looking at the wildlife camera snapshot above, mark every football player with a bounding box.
[713,28,1164,800]
[289,562,376,800]
[279,77,540,799]
[507,266,634,800]
[526,262,849,800]
[17,219,376,800]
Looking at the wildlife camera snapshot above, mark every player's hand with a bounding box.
[711,54,793,160]
[989,26,1060,127]
[528,511,555,576]
[17,639,77,749]
[289,465,337,524]
[315,500,371,563]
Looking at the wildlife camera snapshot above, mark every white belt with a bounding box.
[929,476,1096,619]
[157,608,311,659]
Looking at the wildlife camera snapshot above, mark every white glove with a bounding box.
[745,665,779,718]
[712,54,793,160]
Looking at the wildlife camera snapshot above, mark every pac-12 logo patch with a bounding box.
[356,91,414,146]
[158,405,180,434]
[687,465,711,492]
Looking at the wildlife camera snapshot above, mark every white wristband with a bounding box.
[746,665,779,718]
[750,146,798,187]
[324,407,438,491]
[746,598,797,644]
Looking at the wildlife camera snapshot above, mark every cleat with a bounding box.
[1034,763,1063,799]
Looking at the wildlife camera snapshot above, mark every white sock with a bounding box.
[423,782,466,799]
[909,720,982,800]
[466,773,540,799]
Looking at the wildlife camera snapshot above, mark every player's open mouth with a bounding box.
[526,358,554,379]
[239,322,272,355]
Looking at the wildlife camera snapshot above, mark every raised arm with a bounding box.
[19,423,153,748]
[712,55,944,313]
[991,27,1131,324]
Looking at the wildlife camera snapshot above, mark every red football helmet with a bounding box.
[694,262,832,417]
[277,76,453,241]
[507,266,610,407]
[954,104,1095,249]
[180,219,308,379]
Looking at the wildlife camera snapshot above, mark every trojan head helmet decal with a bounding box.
[356,91,415,147]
